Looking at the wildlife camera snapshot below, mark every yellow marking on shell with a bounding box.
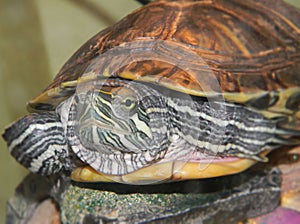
[269,7,300,35]
[268,87,300,114]
[225,87,300,121]
[71,156,264,184]
[226,87,300,122]
[117,71,268,101]
[258,111,286,119]
[102,69,112,77]
[60,80,78,87]
[247,1,300,37]
[28,72,98,112]
[77,71,98,83]
[29,67,300,125]
[96,89,113,96]
[256,46,285,57]
[71,166,123,183]
[222,92,268,103]
[27,86,69,112]
[114,71,299,122]
[209,20,252,58]
[31,70,298,112]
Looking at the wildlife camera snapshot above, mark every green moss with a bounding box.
[60,185,225,223]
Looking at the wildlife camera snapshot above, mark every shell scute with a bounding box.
[29,0,300,116]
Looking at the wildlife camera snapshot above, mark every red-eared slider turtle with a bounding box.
[2,0,300,184]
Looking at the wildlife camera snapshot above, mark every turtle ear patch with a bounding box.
[2,113,69,175]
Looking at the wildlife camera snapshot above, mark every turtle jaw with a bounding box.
[71,151,269,185]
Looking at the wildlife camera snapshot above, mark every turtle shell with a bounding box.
[29,0,300,127]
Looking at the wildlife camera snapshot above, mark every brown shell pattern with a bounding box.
[28,0,300,128]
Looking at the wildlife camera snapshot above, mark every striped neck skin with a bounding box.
[166,97,279,162]
[66,79,295,175]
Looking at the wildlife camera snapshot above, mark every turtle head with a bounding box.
[68,79,170,175]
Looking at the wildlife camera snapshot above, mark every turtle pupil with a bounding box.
[125,99,133,107]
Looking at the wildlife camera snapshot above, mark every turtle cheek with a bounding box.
[74,109,151,154]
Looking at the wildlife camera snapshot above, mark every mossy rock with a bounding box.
[6,165,281,223]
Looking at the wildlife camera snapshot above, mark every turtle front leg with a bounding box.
[2,113,69,175]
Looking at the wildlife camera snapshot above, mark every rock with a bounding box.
[6,166,281,224]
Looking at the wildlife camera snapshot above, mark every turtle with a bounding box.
[2,0,300,184]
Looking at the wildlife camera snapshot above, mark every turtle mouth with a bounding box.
[71,151,269,185]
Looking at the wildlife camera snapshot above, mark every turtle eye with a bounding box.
[111,90,139,119]
[121,97,137,111]
[118,96,138,118]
